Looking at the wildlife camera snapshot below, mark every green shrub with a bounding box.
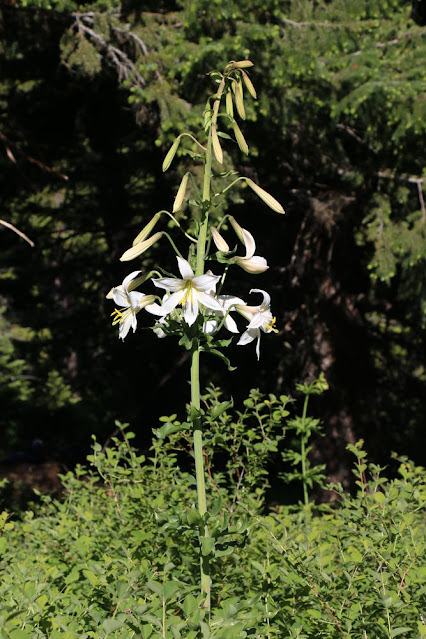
[0,387,424,637]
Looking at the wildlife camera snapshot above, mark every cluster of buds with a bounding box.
[107,61,284,361]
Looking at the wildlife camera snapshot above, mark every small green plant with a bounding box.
[280,373,328,505]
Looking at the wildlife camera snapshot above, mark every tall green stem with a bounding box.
[300,395,309,507]
[191,345,210,610]
[190,74,227,612]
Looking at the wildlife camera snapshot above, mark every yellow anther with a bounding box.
[180,283,193,306]
[266,316,278,333]
[111,308,123,326]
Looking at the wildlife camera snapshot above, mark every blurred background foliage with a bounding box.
[0,0,425,483]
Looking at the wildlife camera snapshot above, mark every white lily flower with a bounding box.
[203,294,246,335]
[110,271,156,340]
[235,228,269,274]
[152,257,222,326]
[236,288,278,359]
[211,221,268,275]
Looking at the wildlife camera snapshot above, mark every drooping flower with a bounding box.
[152,257,222,326]
[203,294,247,335]
[236,289,278,359]
[108,271,156,340]
[211,219,268,274]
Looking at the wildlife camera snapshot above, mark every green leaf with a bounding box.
[201,346,236,371]
[187,506,203,527]
[9,631,34,639]
[102,616,126,633]
[211,399,233,420]
[374,491,386,503]
[201,536,215,556]
[183,593,198,617]
[83,570,99,587]
[390,628,412,637]
[163,580,180,601]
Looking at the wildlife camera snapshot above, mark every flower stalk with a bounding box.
[107,59,286,621]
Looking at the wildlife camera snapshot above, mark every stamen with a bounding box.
[111,308,123,326]
[266,316,278,333]
[180,282,193,306]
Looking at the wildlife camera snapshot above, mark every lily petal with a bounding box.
[112,288,129,307]
[157,290,183,316]
[192,273,221,292]
[211,226,230,252]
[241,228,256,259]
[249,288,271,308]
[237,328,257,346]
[197,291,223,312]
[183,295,199,326]
[128,290,146,310]
[235,255,269,274]
[122,270,142,289]
[177,256,194,280]
[152,277,183,292]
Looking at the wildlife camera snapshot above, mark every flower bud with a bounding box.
[225,90,234,118]
[211,125,223,164]
[211,226,230,252]
[173,172,189,213]
[120,231,163,261]
[234,80,245,120]
[132,212,161,246]
[241,70,257,99]
[229,60,254,69]
[245,179,285,214]
[233,121,249,155]
[162,137,181,172]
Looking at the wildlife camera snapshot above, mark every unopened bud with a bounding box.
[225,90,234,119]
[229,60,254,69]
[211,125,223,164]
[162,137,181,172]
[241,70,257,99]
[234,81,245,120]
[132,212,161,246]
[211,226,230,252]
[233,121,249,155]
[173,173,189,213]
[246,179,285,214]
[120,231,163,261]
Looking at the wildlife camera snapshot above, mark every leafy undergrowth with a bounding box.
[0,388,425,638]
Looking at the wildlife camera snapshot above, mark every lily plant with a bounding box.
[107,60,284,613]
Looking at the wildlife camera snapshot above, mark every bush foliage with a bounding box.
[1,387,425,637]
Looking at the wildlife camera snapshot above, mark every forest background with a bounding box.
[0,0,425,496]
